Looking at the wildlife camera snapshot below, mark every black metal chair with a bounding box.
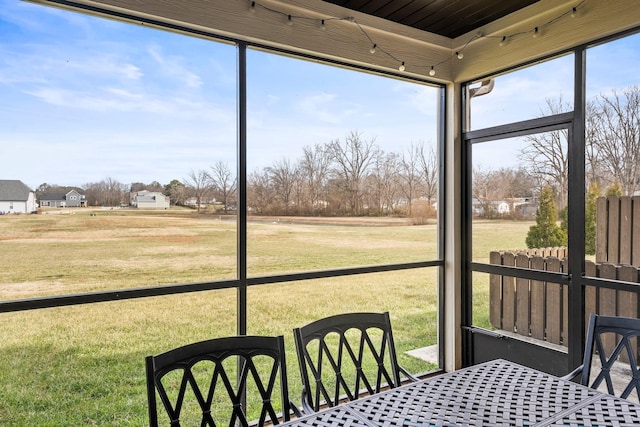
[293,311,418,413]
[563,313,640,400]
[146,335,300,427]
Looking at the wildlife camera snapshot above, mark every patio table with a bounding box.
[285,359,640,427]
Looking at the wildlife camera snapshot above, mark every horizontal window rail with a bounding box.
[0,260,443,313]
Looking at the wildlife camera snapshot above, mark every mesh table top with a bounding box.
[285,359,640,427]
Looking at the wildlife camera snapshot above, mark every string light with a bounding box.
[493,0,586,46]
[243,0,588,78]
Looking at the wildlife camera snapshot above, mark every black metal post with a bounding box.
[567,47,587,370]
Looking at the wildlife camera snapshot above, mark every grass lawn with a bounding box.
[0,210,532,426]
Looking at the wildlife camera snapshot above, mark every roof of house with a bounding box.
[38,192,69,201]
[0,180,33,202]
[38,189,84,201]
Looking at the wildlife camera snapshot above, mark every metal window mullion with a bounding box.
[461,83,474,367]
[237,42,248,336]
[567,46,587,371]
[437,85,446,370]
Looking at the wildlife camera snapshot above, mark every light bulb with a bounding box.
[320,19,326,31]
[287,15,293,26]
[499,36,508,47]
[369,44,377,54]
[429,67,435,77]
[533,27,539,38]
[399,62,405,72]
[249,1,255,13]
[456,51,464,60]
[571,7,577,18]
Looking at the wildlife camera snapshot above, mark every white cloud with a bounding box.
[297,92,354,124]
[148,44,202,88]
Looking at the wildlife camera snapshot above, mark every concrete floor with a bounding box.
[406,345,439,364]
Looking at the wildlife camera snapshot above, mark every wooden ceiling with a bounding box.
[321,0,542,38]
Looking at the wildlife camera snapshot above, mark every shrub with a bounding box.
[526,186,567,248]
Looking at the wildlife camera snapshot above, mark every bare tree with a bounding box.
[266,158,299,215]
[398,144,422,215]
[130,182,146,193]
[472,166,498,217]
[493,167,535,216]
[209,161,237,213]
[185,169,212,212]
[147,181,164,192]
[83,177,126,207]
[247,169,271,214]
[519,97,570,210]
[327,131,380,215]
[367,151,400,215]
[299,144,331,215]
[417,143,438,206]
[585,99,605,186]
[589,86,640,196]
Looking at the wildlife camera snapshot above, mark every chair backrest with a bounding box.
[293,312,403,412]
[581,313,640,400]
[146,335,292,427]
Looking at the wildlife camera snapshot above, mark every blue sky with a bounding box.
[1,0,638,189]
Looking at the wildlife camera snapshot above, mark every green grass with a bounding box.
[0,211,532,426]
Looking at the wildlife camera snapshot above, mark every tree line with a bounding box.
[473,85,640,220]
[519,86,640,210]
[35,85,640,220]
[35,131,439,218]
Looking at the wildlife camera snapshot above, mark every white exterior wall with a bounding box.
[136,193,170,209]
[0,192,36,214]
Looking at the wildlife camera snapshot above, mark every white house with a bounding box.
[0,180,37,214]
[131,190,170,209]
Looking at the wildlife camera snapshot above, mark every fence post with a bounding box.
[489,251,503,329]
[562,258,569,345]
[596,197,608,263]
[620,197,632,265]
[530,255,545,340]
[545,257,562,345]
[502,252,516,332]
[598,263,618,355]
[516,253,530,336]
[634,197,640,267]
[608,197,620,264]
[584,260,597,334]
[618,265,639,363]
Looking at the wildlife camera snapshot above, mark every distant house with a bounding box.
[471,198,509,217]
[0,180,37,214]
[131,190,170,209]
[38,189,87,208]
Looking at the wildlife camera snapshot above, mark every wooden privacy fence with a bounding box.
[489,249,640,349]
[489,196,640,359]
[596,196,640,266]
